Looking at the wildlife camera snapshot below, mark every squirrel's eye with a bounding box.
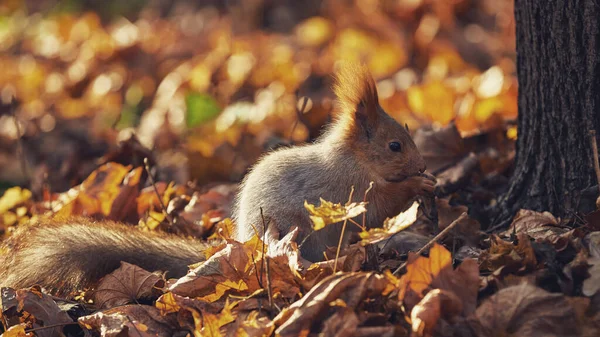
[389,142,402,152]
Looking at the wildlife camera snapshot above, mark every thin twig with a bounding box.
[143,158,174,226]
[25,322,78,333]
[362,181,374,228]
[334,186,355,273]
[259,208,274,311]
[589,130,600,192]
[9,98,31,188]
[393,212,467,275]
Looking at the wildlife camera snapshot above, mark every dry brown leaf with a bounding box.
[410,289,463,337]
[273,272,391,336]
[108,167,143,221]
[468,283,579,337]
[79,305,172,337]
[168,229,300,301]
[412,122,468,173]
[302,244,366,290]
[398,243,479,315]
[479,233,537,274]
[53,163,132,217]
[94,262,164,309]
[320,308,360,337]
[503,209,573,250]
[228,310,274,337]
[565,296,600,336]
[1,287,73,337]
[191,299,237,337]
[436,198,481,245]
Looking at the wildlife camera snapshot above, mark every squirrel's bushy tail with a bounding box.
[0,217,207,296]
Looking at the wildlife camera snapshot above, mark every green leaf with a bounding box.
[185,92,221,128]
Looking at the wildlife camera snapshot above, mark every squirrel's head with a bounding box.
[330,62,426,182]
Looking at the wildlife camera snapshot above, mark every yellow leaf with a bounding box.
[0,187,31,214]
[359,202,419,244]
[304,198,367,231]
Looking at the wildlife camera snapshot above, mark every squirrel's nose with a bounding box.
[418,163,427,174]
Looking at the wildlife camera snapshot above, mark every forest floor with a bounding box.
[0,1,599,336]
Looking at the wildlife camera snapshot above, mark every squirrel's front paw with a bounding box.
[406,174,436,196]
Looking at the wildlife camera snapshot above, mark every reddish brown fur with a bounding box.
[0,217,206,296]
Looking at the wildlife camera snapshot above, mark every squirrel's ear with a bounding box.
[333,63,379,138]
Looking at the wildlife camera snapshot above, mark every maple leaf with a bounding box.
[398,243,479,315]
[304,198,367,231]
[191,299,237,337]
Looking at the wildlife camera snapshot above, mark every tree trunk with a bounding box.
[497,0,600,224]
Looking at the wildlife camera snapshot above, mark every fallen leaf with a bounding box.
[79,305,172,337]
[273,272,391,336]
[410,289,463,337]
[359,201,419,245]
[413,122,468,173]
[398,243,479,315]
[304,198,367,231]
[94,262,164,309]
[468,283,579,337]
[0,287,73,337]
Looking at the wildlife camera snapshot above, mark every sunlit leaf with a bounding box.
[304,198,367,231]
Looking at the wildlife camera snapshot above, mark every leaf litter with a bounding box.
[0,1,599,336]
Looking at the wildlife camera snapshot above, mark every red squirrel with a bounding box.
[0,63,433,295]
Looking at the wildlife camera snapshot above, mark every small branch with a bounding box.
[25,322,78,333]
[393,212,467,275]
[259,208,274,311]
[143,158,174,226]
[9,98,31,188]
[362,181,374,228]
[589,130,600,193]
[334,186,355,273]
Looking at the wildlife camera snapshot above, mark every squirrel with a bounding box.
[0,63,433,296]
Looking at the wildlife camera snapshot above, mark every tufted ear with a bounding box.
[333,63,379,139]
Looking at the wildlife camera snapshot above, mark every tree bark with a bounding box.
[497,0,600,224]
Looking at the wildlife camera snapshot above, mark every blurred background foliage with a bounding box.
[0,0,516,196]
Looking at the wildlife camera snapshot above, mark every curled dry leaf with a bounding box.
[304,198,368,231]
[273,272,391,336]
[168,229,300,301]
[94,262,164,309]
[436,198,481,245]
[108,167,143,221]
[434,152,479,196]
[411,289,463,337]
[468,283,579,337]
[583,257,600,297]
[398,243,479,315]
[191,299,237,337]
[79,305,172,337]
[227,310,274,337]
[412,122,468,174]
[359,201,419,245]
[479,233,537,274]
[1,287,73,337]
[503,209,576,251]
[53,163,133,217]
[302,244,366,290]
[320,308,360,337]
